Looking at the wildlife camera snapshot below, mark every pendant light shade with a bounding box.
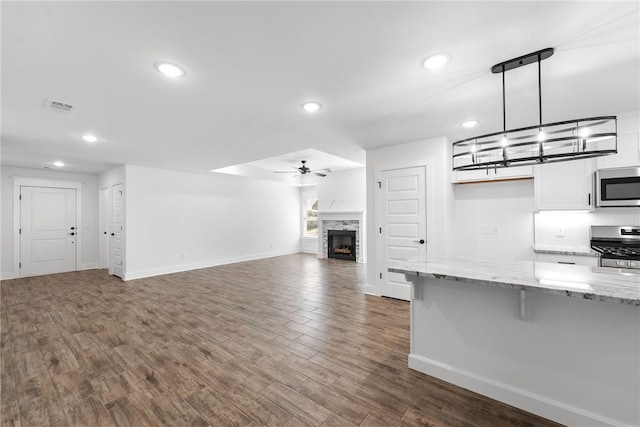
[452,48,617,171]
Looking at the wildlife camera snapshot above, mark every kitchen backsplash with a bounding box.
[534,208,640,249]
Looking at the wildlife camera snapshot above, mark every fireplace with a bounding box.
[317,211,365,263]
[327,230,356,261]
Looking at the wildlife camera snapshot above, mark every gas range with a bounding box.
[590,226,640,270]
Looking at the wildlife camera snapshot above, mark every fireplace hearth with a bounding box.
[327,230,356,261]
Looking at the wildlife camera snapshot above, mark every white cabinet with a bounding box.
[536,253,599,267]
[596,133,640,169]
[598,112,640,169]
[452,165,533,184]
[534,158,595,211]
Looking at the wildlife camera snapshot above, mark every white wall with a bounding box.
[1,166,99,278]
[535,209,640,249]
[123,165,301,280]
[366,136,454,295]
[453,180,535,261]
[317,167,366,212]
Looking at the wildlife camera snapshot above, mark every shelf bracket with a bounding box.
[404,273,423,301]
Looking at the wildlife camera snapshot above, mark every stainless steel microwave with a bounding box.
[595,166,640,207]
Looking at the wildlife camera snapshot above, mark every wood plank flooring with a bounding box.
[1,254,562,426]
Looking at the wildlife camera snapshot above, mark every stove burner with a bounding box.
[590,226,640,270]
[591,245,640,258]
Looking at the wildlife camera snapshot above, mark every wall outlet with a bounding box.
[556,229,566,237]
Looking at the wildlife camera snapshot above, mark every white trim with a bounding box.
[375,165,427,299]
[408,353,622,427]
[123,248,301,281]
[1,271,17,280]
[12,176,83,278]
[80,262,99,271]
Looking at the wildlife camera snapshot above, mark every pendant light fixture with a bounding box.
[452,48,617,171]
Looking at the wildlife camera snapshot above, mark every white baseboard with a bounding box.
[1,271,16,280]
[80,262,99,271]
[364,284,379,296]
[408,353,622,427]
[123,248,301,281]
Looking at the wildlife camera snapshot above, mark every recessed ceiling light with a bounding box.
[154,61,186,78]
[82,134,98,143]
[422,53,450,70]
[461,120,478,128]
[53,161,65,167]
[302,102,322,113]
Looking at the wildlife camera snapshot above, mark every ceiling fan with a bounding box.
[274,160,330,177]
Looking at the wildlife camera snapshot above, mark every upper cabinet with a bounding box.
[597,113,640,169]
[452,164,533,184]
[534,158,595,211]
[596,135,640,169]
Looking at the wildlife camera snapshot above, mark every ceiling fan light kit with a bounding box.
[452,48,617,172]
[273,160,329,177]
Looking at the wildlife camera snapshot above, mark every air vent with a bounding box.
[45,99,76,114]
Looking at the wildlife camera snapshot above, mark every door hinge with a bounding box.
[380,272,382,279]
[19,194,22,200]
[19,228,21,234]
[378,181,381,189]
[379,227,382,234]
[19,262,21,269]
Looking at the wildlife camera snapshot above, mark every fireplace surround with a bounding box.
[317,210,366,263]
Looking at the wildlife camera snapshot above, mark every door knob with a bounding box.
[70,227,75,230]
[68,232,75,236]
[111,233,115,236]
[413,239,425,244]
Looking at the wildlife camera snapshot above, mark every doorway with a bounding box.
[13,178,82,278]
[109,183,124,278]
[378,166,426,301]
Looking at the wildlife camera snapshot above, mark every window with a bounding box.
[304,199,318,237]
[304,198,318,237]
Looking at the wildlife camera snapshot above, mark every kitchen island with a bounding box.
[390,258,640,427]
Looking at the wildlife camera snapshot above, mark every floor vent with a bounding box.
[45,98,76,114]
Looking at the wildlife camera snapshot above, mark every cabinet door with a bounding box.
[534,159,595,210]
[596,133,640,169]
[452,168,493,183]
[493,165,533,180]
[453,165,533,183]
[536,253,599,267]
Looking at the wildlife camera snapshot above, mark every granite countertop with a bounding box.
[389,258,640,306]
[533,245,599,257]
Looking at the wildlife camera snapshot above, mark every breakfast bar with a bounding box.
[390,258,640,427]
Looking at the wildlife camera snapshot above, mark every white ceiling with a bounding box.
[2,1,638,177]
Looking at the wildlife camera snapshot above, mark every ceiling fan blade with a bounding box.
[313,172,327,177]
[274,170,299,174]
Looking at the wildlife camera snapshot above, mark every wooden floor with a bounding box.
[1,254,562,426]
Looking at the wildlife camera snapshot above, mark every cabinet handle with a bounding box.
[588,193,591,206]
[558,261,575,265]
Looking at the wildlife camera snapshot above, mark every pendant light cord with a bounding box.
[537,53,544,159]
[502,68,506,133]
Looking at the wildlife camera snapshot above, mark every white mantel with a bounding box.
[317,211,366,263]
[317,210,365,220]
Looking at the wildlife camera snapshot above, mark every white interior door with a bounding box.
[20,186,77,277]
[110,183,124,278]
[99,187,109,268]
[379,166,426,301]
